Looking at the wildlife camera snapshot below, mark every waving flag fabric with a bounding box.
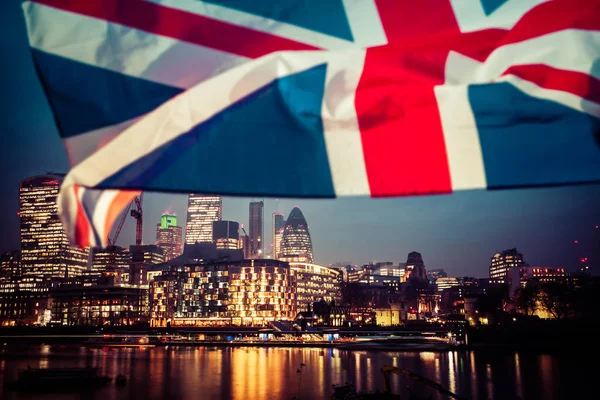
[23,0,600,247]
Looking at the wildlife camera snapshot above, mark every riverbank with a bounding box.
[0,337,455,352]
[1,320,599,353]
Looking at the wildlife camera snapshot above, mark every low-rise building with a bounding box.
[51,276,148,326]
[0,276,53,326]
[376,301,408,326]
[311,300,350,327]
[519,266,566,284]
[150,259,296,327]
[435,277,460,291]
[289,262,341,312]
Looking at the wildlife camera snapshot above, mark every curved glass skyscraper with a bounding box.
[279,207,313,263]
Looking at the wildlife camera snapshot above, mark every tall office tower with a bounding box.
[156,213,183,261]
[279,207,313,263]
[213,220,240,250]
[489,248,527,283]
[20,175,88,278]
[185,194,222,246]
[249,201,264,258]
[272,212,285,258]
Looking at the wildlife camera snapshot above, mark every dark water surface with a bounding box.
[0,345,594,399]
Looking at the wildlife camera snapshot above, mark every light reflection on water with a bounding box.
[0,345,591,400]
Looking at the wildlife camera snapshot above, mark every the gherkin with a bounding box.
[279,207,313,263]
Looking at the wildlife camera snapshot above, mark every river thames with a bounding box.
[0,345,593,399]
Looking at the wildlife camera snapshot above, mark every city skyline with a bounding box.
[2,173,600,278]
[2,0,600,278]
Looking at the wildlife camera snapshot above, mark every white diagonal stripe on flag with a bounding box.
[24,1,249,90]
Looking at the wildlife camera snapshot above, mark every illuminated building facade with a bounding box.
[375,264,405,278]
[213,220,239,250]
[436,277,460,291]
[289,262,341,312]
[185,194,222,245]
[156,214,183,261]
[347,268,365,283]
[228,260,296,324]
[51,281,149,326]
[376,302,408,327]
[358,274,401,294]
[239,235,251,259]
[490,248,527,283]
[0,276,52,326]
[129,245,165,285]
[150,264,229,327]
[519,266,566,284]
[249,201,264,257]
[130,245,165,266]
[279,207,314,263]
[427,269,447,281]
[149,259,296,327]
[20,175,88,278]
[1,250,21,278]
[90,246,131,273]
[272,212,285,258]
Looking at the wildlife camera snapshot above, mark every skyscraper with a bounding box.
[279,207,313,263]
[20,175,88,278]
[156,213,183,261]
[249,201,264,258]
[185,194,222,246]
[272,212,285,258]
[213,220,240,250]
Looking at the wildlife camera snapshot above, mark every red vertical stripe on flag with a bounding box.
[356,1,459,197]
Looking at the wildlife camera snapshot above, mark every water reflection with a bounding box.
[514,352,523,399]
[0,345,588,400]
[448,351,457,395]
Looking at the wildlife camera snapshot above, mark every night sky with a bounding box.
[2,0,599,276]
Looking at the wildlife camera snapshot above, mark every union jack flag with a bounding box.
[23,0,600,247]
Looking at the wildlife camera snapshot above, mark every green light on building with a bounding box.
[161,214,177,229]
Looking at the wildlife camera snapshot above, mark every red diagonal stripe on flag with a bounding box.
[503,65,600,105]
[33,0,320,59]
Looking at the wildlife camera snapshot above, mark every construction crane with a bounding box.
[131,193,144,246]
[107,192,144,246]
